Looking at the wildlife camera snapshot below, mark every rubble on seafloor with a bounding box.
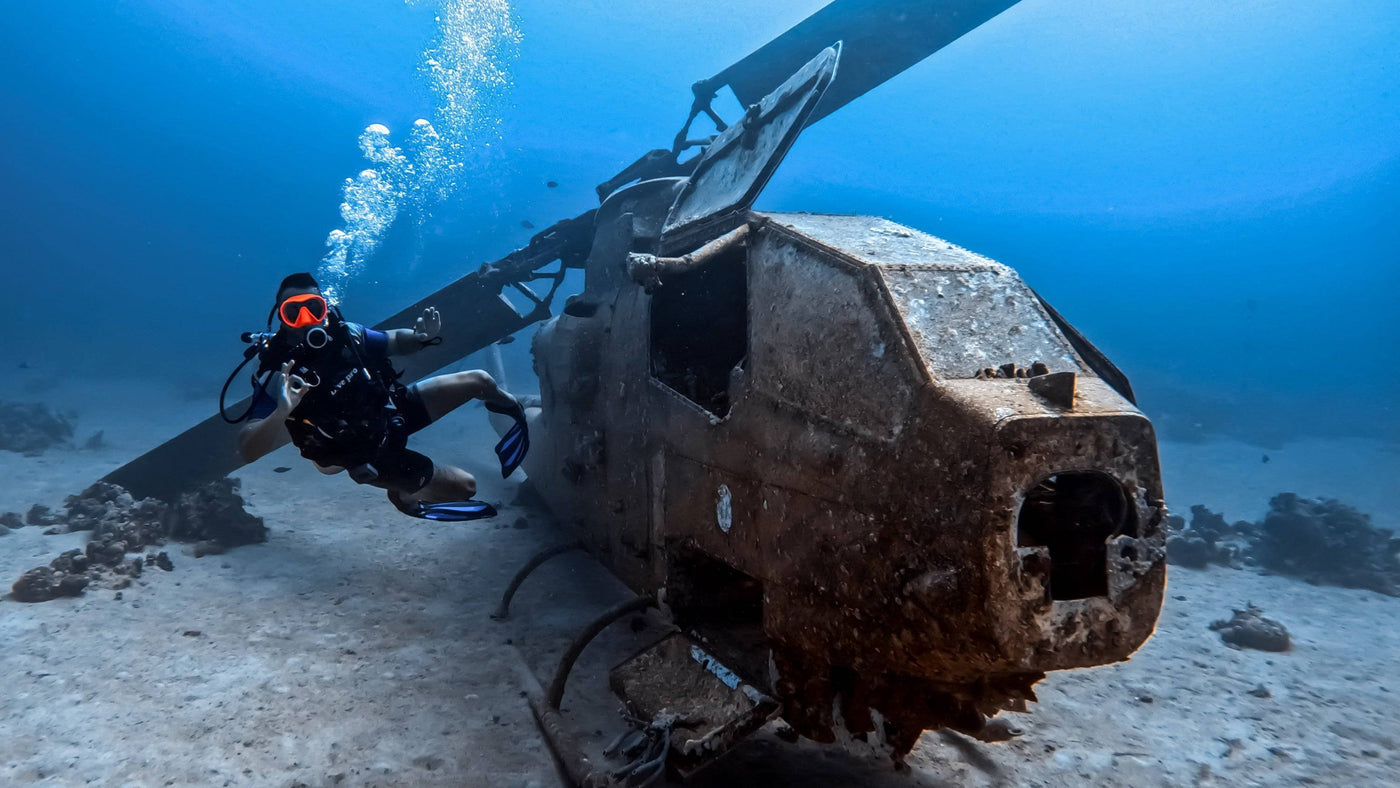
[0,400,76,455]
[1165,504,1257,570]
[6,478,266,603]
[1167,494,1400,597]
[1210,604,1292,652]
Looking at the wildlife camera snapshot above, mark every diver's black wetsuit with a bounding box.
[248,319,436,493]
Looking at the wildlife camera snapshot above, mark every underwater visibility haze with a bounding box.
[1,1,1398,785]
[0,0,1395,445]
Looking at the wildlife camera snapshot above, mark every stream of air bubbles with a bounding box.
[316,0,520,303]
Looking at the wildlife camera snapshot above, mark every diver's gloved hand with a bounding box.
[486,399,529,478]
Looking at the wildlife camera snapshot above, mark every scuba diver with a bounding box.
[230,273,529,522]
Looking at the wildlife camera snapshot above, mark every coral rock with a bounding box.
[25,504,59,526]
[1251,494,1400,596]
[170,478,267,548]
[1166,535,1211,569]
[9,479,262,603]
[12,567,58,603]
[1210,604,1291,652]
[0,401,75,454]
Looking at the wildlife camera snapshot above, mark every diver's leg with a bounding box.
[385,465,477,514]
[360,448,476,508]
[357,449,436,500]
[411,370,518,424]
[414,463,477,503]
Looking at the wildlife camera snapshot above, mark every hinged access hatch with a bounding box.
[658,44,840,255]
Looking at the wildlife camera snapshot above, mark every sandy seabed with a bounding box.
[2,378,1397,787]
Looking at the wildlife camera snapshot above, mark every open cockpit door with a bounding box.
[658,45,840,255]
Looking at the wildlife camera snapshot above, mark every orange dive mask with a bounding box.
[278,293,328,328]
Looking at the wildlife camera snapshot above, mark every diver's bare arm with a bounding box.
[385,329,426,356]
[236,364,305,463]
[237,404,290,463]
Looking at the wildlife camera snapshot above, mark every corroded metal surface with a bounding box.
[528,206,1168,758]
[609,633,779,777]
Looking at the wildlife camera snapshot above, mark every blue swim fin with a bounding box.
[418,499,498,521]
[486,401,530,478]
[388,491,498,522]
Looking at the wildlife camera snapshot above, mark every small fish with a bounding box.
[521,219,535,229]
[497,335,516,346]
[1261,455,1270,464]
[545,180,558,188]
[274,466,292,473]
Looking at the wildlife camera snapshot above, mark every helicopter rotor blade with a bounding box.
[710,0,1023,125]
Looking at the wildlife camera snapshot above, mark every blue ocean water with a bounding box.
[1,0,1396,445]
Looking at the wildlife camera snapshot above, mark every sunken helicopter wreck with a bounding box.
[106,0,1168,781]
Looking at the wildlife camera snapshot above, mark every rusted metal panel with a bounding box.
[762,213,1085,379]
[881,266,1084,379]
[610,633,779,778]
[763,213,1007,270]
[746,227,922,442]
